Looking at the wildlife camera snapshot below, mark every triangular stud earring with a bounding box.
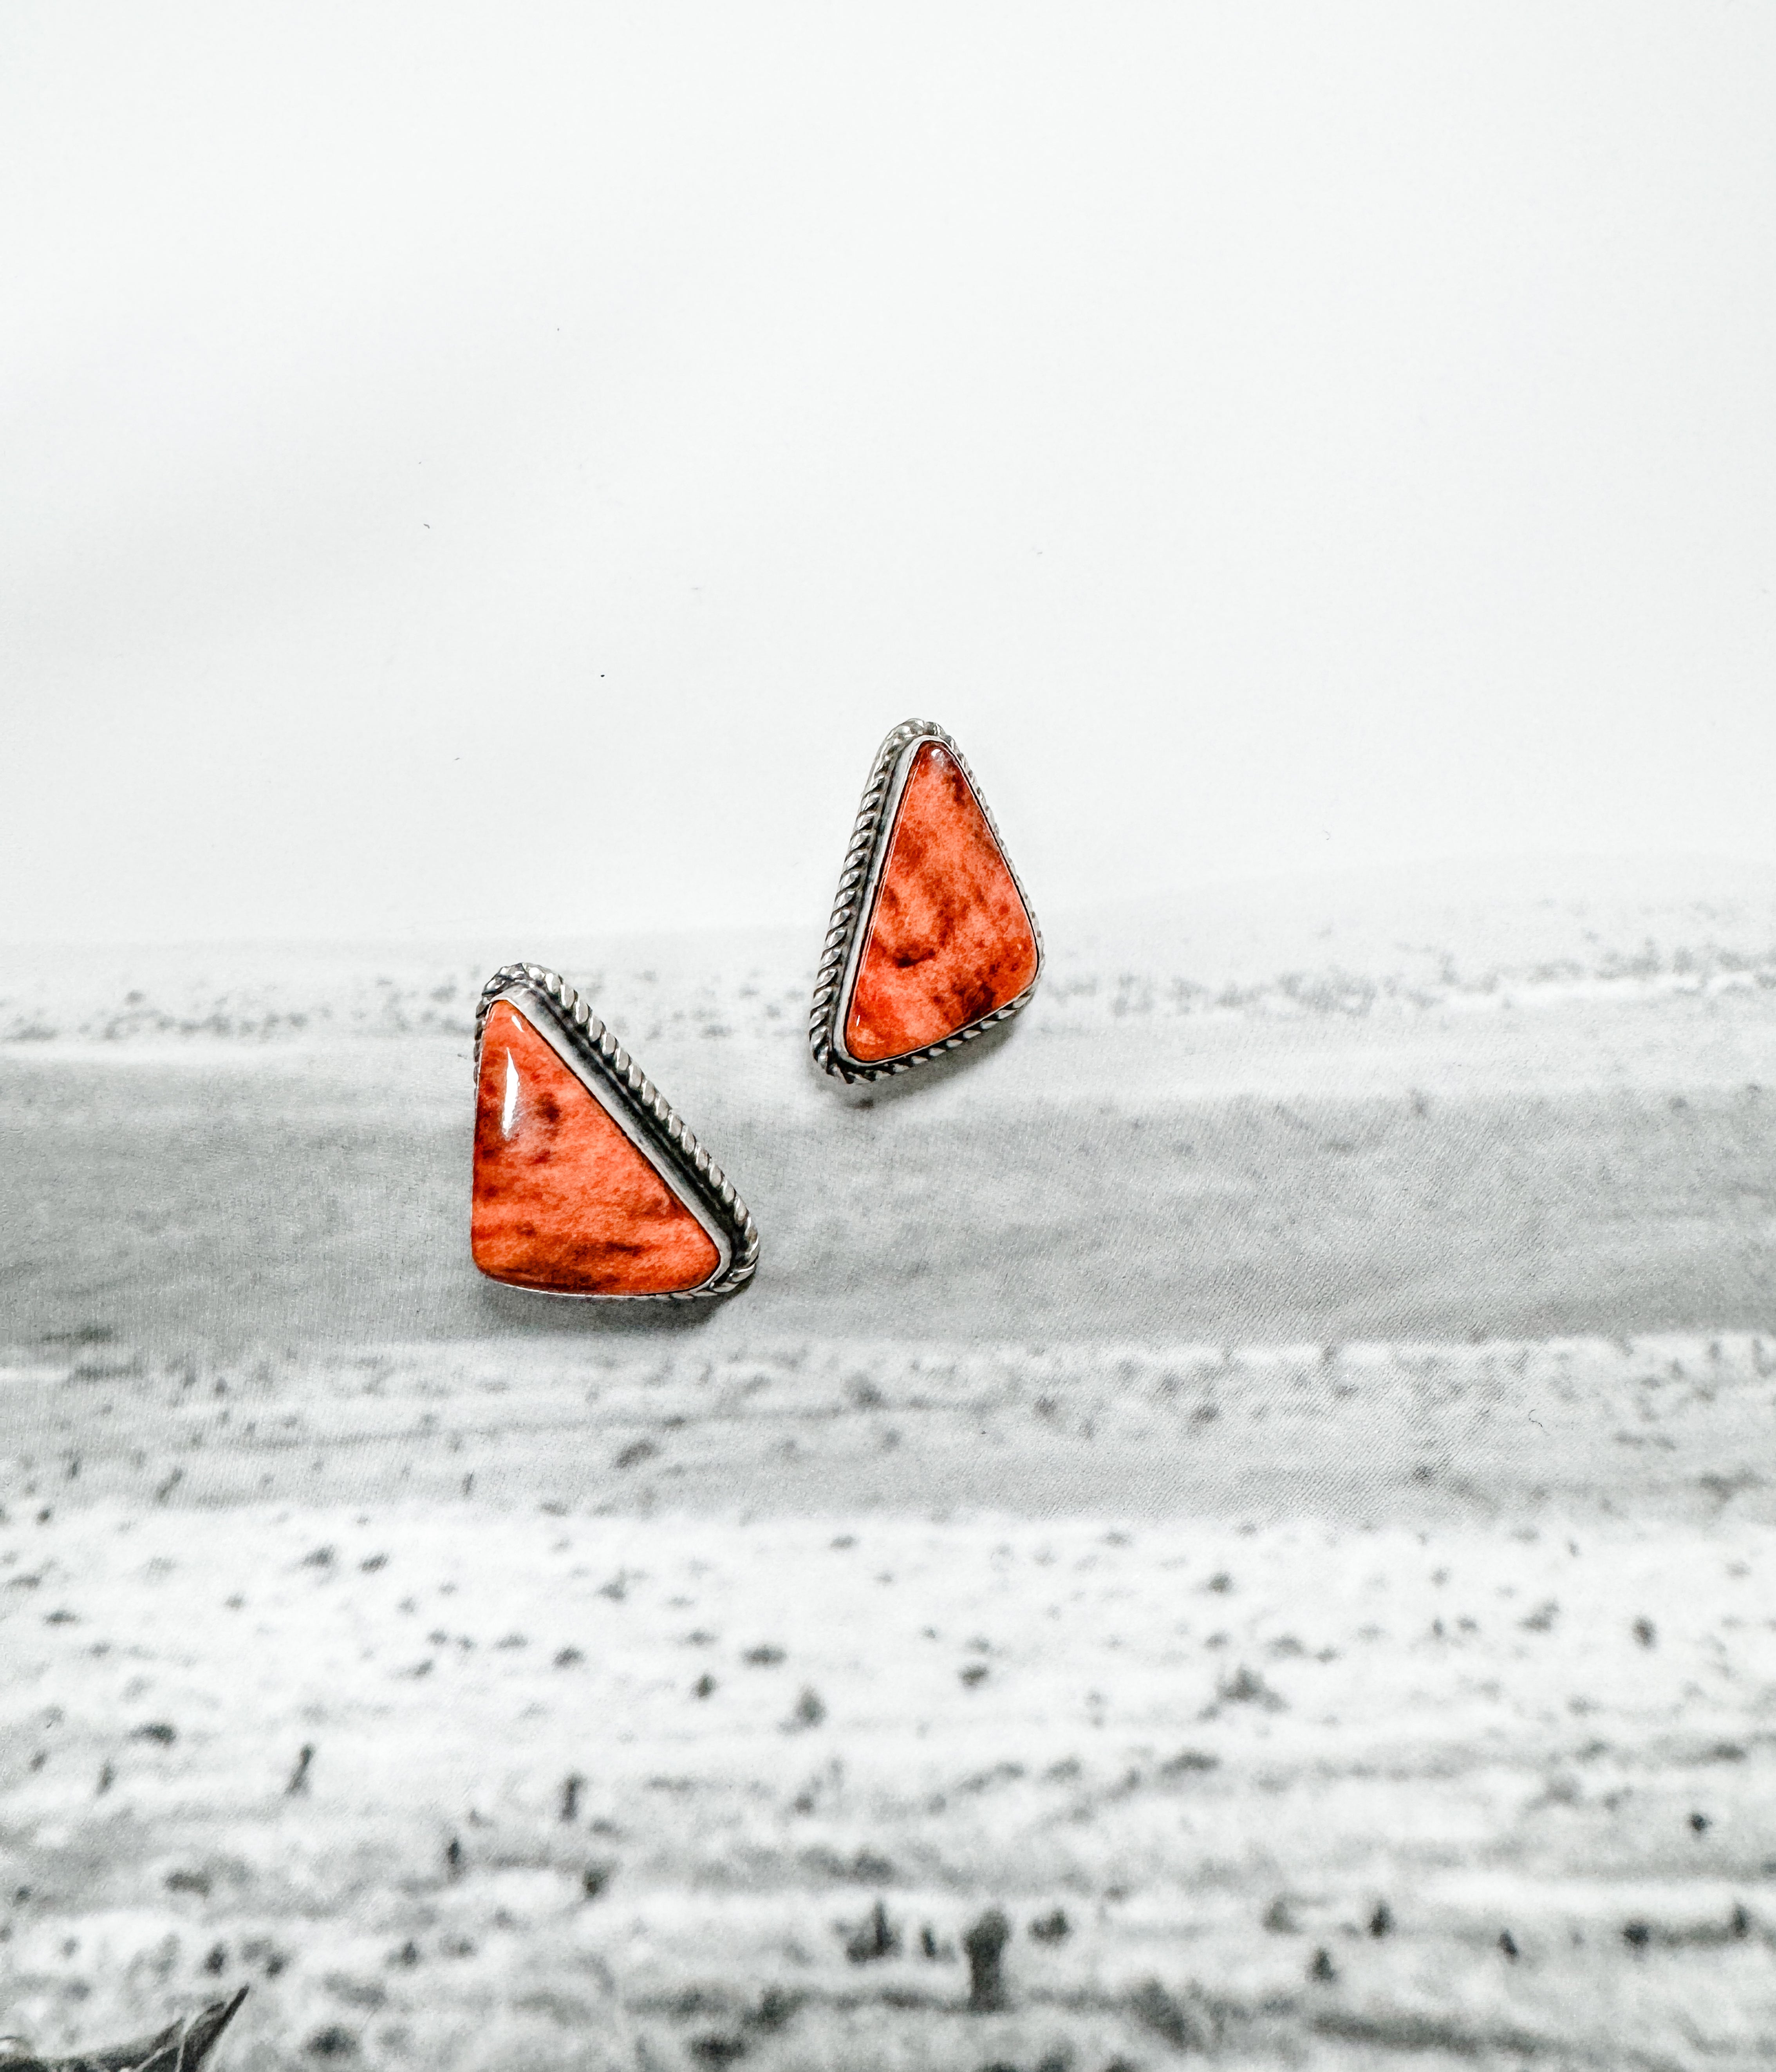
[471,963,759,1299]
[809,719,1042,1083]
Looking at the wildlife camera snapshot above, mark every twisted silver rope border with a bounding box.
[808,718,1044,1084]
[474,963,760,1301]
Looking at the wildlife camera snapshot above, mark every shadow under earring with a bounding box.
[809,718,1042,1084]
[470,963,758,1300]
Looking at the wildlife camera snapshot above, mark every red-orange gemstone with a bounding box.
[471,999,720,1296]
[843,741,1038,1064]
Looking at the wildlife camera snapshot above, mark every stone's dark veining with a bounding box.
[844,742,1038,1064]
[471,999,719,1296]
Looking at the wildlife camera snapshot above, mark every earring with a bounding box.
[470,963,759,1300]
[810,719,1042,1083]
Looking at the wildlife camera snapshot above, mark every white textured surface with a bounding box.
[2,1490,1774,2068]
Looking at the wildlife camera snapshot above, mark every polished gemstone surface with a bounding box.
[471,999,719,1296]
[843,740,1038,1064]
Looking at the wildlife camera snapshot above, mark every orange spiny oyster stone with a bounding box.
[843,740,1038,1064]
[471,999,719,1296]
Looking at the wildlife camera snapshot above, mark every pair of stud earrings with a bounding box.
[468,718,1042,1302]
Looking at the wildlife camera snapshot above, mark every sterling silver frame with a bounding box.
[473,963,759,1301]
[809,718,1044,1084]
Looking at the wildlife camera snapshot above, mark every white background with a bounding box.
[3,3,1772,945]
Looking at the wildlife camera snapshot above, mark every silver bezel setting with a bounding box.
[473,963,759,1301]
[809,718,1044,1084]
